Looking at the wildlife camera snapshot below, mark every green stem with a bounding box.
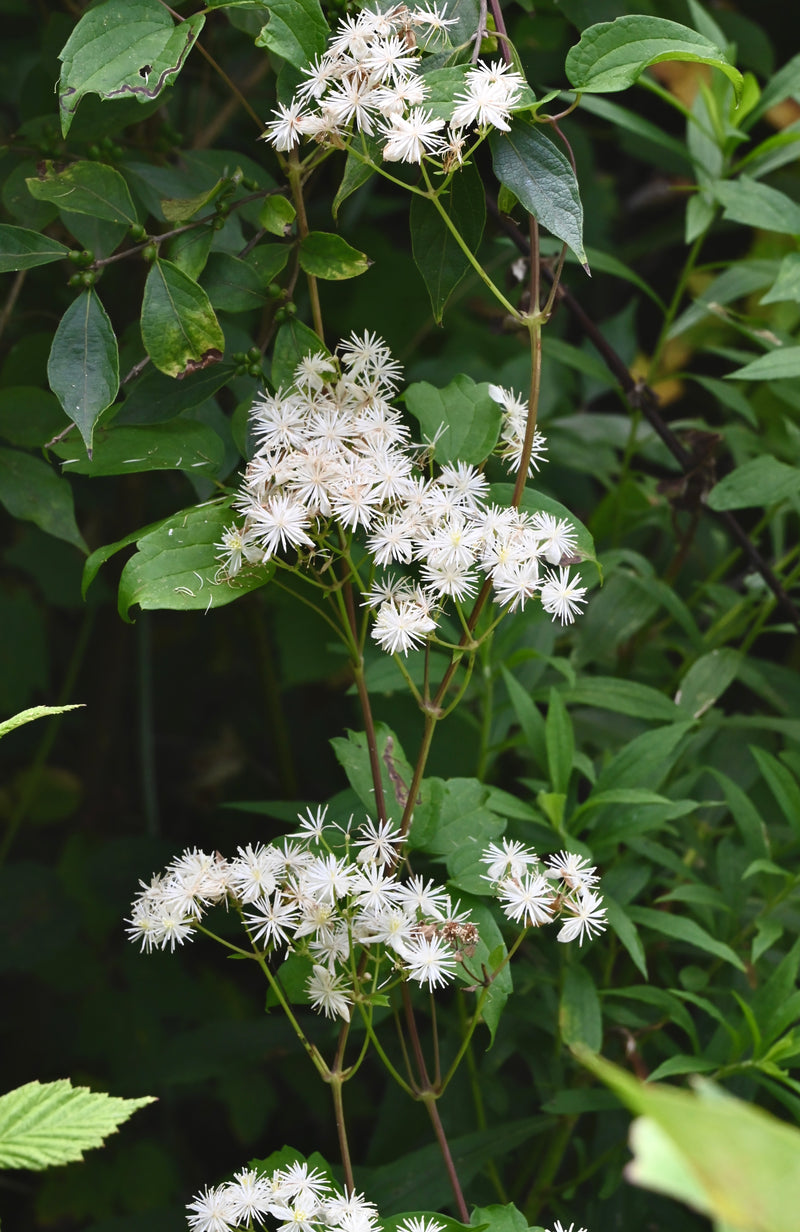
[420,162,521,317]
[287,149,325,342]
[648,230,707,382]
[511,317,543,507]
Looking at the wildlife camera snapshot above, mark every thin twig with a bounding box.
[486,197,800,630]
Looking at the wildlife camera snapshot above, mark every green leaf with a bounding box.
[51,418,224,477]
[560,677,678,721]
[675,648,741,717]
[47,290,119,454]
[140,258,225,378]
[0,226,70,273]
[0,448,87,551]
[0,705,84,741]
[501,666,546,766]
[761,254,800,305]
[725,346,800,383]
[405,375,501,465]
[331,725,414,826]
[709,769,769,860]
[560,964,602,1050]
[706,456,800,510]
[58,0,204,136]
[712,177,800,235]
[750,746,800,842]
[470,1204,527,1232]
[580,1051,800,1232]
[490,122,587,266]
[200,252,269,313]
[627,905,745,971]
[409,777,506,858]
[117,500,274,620]
[160,179,226,224]
[117,363,235,425]
[255,0,328,71]
[298,233,370,280]
[565,15,743,102]
[26,161,137,225]
[0,1079,154,1170]
[333,138,379,220]
[272,319,329,389]
[603,894,647,978]
[574,95,692,170]
[259,195,296,236]
[594,722,693,794]
[0,388,66,449]
[410,158,486,323]
[546,687,573,795]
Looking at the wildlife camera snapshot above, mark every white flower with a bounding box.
[450,60,525,132]
[545,851,599,893]
[402,932,457,989]
[307,963,352,1020]
[228,843,281,902]
[481,838,539,883]
[355,815,403,865]
[263,100,309,150]
[497,871,555,927]
[540,566,587,625]
[187,1184,236,1232]
[557,890,606,946]
[397,1218,446,1232]
[250,492,315,558]
[394,874,451,919]
[371,597,437,655]
[244,892,299,951]
[532,512,578,565]
[382,106,446,162]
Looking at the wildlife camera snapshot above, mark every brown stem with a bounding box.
[423,1096,470,1221]
[287,151,325,344]
[0,270,25,343]
[487,0,511,65]
[511,318,542,507]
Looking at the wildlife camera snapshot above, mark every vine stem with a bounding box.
[288,150,325,343]
[341,569,389,827]
[422,1096,470,1221]
[329,1023,355,1192]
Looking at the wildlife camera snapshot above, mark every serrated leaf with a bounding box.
[565,15,743,102]
[141,259,225,378]
[0,705,84,741]
[26,161,137,225]
[117,500,274,620]
[0,448,87,551]
[490,122,586,266]
[411,158,485,323]
[51,418,224,477]
[47,290,119,454]
[725,347,800,383]
[0,226,70,273]
[706,456,800,509]
[298,232,370,280]
[405,374,501,465]
[58,0,204,136]
[255,0,328,71]
[0,1079,154,1170]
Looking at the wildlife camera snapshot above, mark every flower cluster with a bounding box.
[482,838,607,946]
[263,3,526,166]
[126,808,480,1016]
[187,1159,384,1232]
[217,332,587,655]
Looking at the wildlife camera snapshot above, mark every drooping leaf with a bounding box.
[26,161,138,225]
[579,1051,800,1232]
[410,158,486,323]
[565,15,743,102]
[255,0,328,71]
[51,418,224,477]
[332,136,380,219]
[201,252,270,312]
[707,456,800,509]
[298,233,370,280]
[117,500,274,621]
[627,905,745,971]
[490,121,587,266]
[0,705,84,742]
[0,226,70,273]
[0,448,87,551]
[140,258,225,378]
[47,289,119,454]
[0,1079,154,1170]
[117,363,236,425]
[57,0,205,136]
[405,375,501,465]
